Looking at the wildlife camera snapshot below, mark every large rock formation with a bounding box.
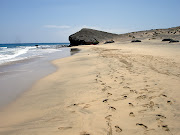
[69,28,119,46]
[68,26,180,46]
[131,40,141,42]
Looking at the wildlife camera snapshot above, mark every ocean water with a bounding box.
[0,43,69,65]
[0,43,71,109]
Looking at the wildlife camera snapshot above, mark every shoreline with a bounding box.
[0,41,180,135]
[0,47,71,110]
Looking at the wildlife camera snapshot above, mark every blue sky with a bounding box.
[0,0,180,43]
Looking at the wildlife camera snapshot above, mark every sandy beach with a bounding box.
[1,0,180,134]
[0,40,180,135]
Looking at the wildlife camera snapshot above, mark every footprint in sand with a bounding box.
[159,94,167,97]
[115,125,122,133]
[162,125,170,131]
[58,127,72,130]
[130,90,134,93]
[129,112,135,117]
[83,104,91,109]
[80,131,90,135]
[72,103,78,106]
[102,87,107,91]
[136,95,147,100]
[122,95,128,99]
[103,99,108,103]
[167,100,172,105]
[156,118,164,127]
[136,123,148,130]
[156,114,166,119]
[140,88,148,91]
[149,96,157,100]
[123,86,130,89]
[148,90,155,94]
[142,101,154,108]
[149,101,155,107]
[107,93,112,97]
[114,94,128,101]
[96,74,101,78]
[105,115,112,121]
[138,109,147,113]
[139,91,145,94]
[109,106,116,111]
[130,90,138,94]
[120,75,124,77]
[129,103,134,107]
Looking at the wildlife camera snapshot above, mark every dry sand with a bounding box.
[0,40,180,135]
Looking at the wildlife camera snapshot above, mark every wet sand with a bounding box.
[0,40,180,135]
[0,48,70,109]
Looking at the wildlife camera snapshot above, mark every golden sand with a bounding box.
[0,40,180,135]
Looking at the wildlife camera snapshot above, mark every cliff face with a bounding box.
[69,28,119,46]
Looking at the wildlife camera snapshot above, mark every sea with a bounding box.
[0,43,71,109]
[0,43,69,65]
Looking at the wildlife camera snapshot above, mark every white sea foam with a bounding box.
[0,47,7,49]
[0,46,62,65]
[0,47,30,63]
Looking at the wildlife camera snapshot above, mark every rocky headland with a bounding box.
[69,28,119,46]
[69,26,180,46]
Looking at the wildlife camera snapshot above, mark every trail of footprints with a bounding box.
[60,49,175,135]
[95,50,174,134]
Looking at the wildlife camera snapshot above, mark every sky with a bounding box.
[0,0,180,43]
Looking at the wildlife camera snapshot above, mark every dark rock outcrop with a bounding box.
[162,38,172,41]
[70,48,80,55]
[104,40,115,44]
[69,28,118,46]
[35,45,39,48]
[169,39,179,43]
[162,38,179,43]
[131,40,141,42]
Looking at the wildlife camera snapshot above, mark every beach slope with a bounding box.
[0,40,180,135]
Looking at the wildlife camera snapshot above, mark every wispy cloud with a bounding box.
[44,25,71,29]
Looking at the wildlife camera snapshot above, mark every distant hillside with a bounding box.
[69,26,180,46]
[117,26,180,41]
